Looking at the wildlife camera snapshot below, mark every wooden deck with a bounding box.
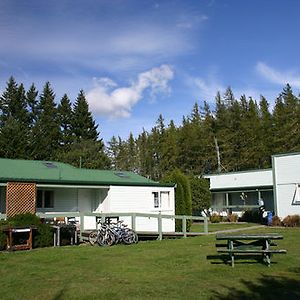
[80,230,205,241]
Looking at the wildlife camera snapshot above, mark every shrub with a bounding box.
[162,169,192,232]
[271,216,282,226]
[1,213,53,249]
[240,209,261,223]
[210,213,222,223]
[282,215,300,227]
[227,213,238,223]
[7,212,41,227]
[0,232,6,250]
[189,176,211,215]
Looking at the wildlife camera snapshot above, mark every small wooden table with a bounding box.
[216,234,287,267]
[3,227,35,251]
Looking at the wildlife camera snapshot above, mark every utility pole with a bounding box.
[214,136,221,173]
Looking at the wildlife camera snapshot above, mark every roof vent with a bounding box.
[114,172,130,178]
[43,162,57,168]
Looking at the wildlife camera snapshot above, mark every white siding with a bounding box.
[273,154,300,217]
[205,170,273,190]
[107,186,175,232]
[35,185,175,232]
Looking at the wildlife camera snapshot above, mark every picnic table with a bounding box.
[216,233,287,267]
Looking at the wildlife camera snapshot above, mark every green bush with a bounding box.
[34,224,53,248]
[162,169,192,232]
[7,212,41,227]
[0,232,6,250]
[0,213,53,249]
[189,176,211,215]
[240,209,261,223]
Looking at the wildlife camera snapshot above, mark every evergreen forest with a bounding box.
[1,77,300,181]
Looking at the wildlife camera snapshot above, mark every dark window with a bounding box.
[37,190,54,209]
[37,190,43,208]
[153,192,160,208]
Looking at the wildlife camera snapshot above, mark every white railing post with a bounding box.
[79,212,84,241]
[131,213,136,231]
[204,216,208,234]
[182,216,187,238]
[158,212,162,240]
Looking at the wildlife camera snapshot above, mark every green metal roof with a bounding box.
[0,158,174,187]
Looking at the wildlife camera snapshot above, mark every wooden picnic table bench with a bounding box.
[216,233,287,267]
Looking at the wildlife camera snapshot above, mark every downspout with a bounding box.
[272,155,278,216]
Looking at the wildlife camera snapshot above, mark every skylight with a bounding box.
[114,172,130,178]
[43,162,57,168]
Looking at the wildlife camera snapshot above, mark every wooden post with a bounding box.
[182,216,187,238]
[204,216,208,234]
[131,213,136,231]
[158,212,162,241]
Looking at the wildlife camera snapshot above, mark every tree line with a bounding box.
[108,84,300,180]
[1,77,300,179]
[0,77,109,169]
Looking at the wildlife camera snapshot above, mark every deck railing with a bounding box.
[0,212,208,240]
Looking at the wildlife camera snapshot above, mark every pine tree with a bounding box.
[107,135,119,170]
[136,129,152,177]
[0,78,30,158]
[71,90,98,141]
[127,132,137,172]
[26,83,39,126]
[160,120,178,176]
[57,94,73,147]
[31,82,60,160]
[280,84,300,152]
[258,96,273,167]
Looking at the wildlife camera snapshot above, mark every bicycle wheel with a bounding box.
[122,229,138,244]
[88,231,98,246]
[98,231,115,246]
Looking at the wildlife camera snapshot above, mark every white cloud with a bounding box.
[86,65,174,118]
[256,62,300,88]
[189,74,278,105]
[191,76,225,102]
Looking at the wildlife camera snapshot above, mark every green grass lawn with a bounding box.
[190,222,260,233]
[0,227,300,299]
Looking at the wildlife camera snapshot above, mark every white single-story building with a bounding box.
[0,158,175,232]
[204,152,300,218]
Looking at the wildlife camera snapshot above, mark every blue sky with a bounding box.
[1,0,300,143]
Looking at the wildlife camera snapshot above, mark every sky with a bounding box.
[1,0,300,143]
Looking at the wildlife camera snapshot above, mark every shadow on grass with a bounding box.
[212,276,300,300]
[207,254,271,266]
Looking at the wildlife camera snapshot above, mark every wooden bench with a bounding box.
[216,234,287,267]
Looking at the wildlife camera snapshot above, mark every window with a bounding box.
[160,192,170,209]
[292,185,300,205]
[153,192,160,208]
[37,190,54,209]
